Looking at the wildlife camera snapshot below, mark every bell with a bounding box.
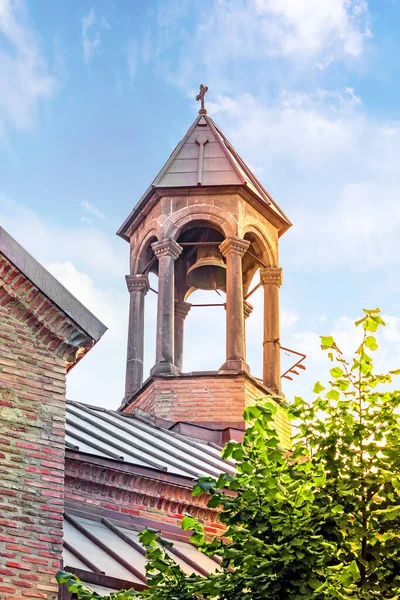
[187,245,226,291]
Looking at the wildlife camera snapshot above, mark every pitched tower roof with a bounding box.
[117,112,291,240]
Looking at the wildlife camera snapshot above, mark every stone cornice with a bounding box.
[118,186,292,242]
[0,253,100,366]
[65,458,222,526]
[174,300,192,320]
[125,274,150,294]
[243,299,253,319]
[260,267,283,287]
[219,236,250,258]
[151,239,183,260]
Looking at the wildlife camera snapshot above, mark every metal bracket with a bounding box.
[280,345,306,381]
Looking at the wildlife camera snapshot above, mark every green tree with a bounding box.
[58,309,400,599]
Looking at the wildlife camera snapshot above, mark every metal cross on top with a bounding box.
[196,84,208,114]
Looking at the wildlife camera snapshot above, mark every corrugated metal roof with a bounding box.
[65,400,235,479]
[63,513,218,589]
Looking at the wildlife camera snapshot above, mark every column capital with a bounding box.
[151,239,183,260]
[243,299,253,319]
[219,236,250,258]
[125,274,150,294]
[174,300,192,320]
[260,267,283,287]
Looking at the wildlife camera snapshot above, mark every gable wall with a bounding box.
[0,305,66,600]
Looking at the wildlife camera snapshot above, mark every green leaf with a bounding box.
[56,571,74,585]
[365,335,378,350]
[243,406,261,420]
[320,335,335,348]
[339,560,360,586]
[239,460,253,474]
[355,316,366,327]
[232,448,244,460]
[326,389,340,400]
[192,484,203,497]
[207,495,222,508]
[181,516,198,531]
[154,559,168,572]
[330,367,344,378]
[139,530,157,546]
[314,470,326,487]
[374,505,400,521]
[335,379,350,391]
[313,381,325,393]
[190,532,204,545]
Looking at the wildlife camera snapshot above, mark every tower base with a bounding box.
[120,371,290,447]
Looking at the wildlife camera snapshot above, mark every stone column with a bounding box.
[125,274,150,397]
[243,299,253,361]
[260,267,282,393]
[174,300,191,371]
[150,239,183,376]
[219,236,250,372]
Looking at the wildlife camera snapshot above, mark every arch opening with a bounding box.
[134,234,159,276]
[242,230,272,295]
[175,224,226,371]
[181,287,227,373]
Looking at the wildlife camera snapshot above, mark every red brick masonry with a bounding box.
[0,306,65,600]
[0,242,104,600]
[124,372,291,447]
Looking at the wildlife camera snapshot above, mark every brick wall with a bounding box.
[128,375,246,421]
[124,373,291,447]
[0,305,66,600]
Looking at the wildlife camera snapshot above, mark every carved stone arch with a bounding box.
[242,223,277,266]
[163,206,237,241]
[241,224,277,294]
[132,227,159,275]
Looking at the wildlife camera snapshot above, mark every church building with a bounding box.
[0,87,292,599]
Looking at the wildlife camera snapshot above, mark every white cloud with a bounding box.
[205,88,400,272]
[45,261,129,407]
[0,195,126,280]
[287,181,400,271]
[81,200,105,223]
[150,0,371,90]
[281,309,300,328]
[207,88,364,170]
[81,7,110,66]
[0,0,58,135]
[253,0,371,62]
[45,261,126,338]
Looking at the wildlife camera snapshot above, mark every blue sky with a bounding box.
[1,0,400,408]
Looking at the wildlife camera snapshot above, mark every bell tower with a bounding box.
[117,87,292,437]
